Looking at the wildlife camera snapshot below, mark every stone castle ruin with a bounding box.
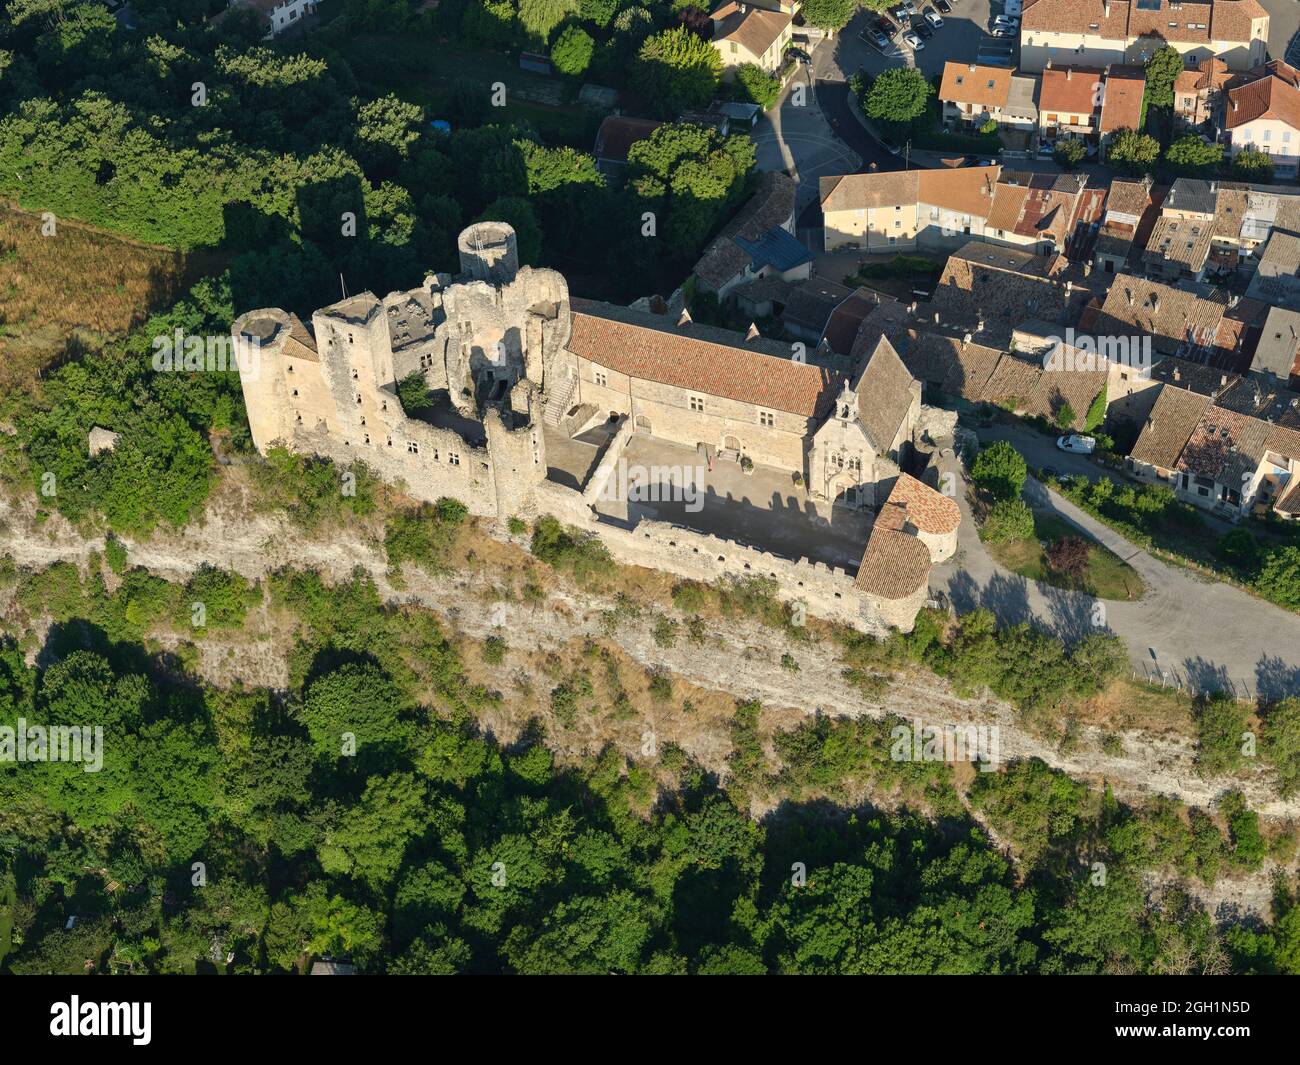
[232,224,960,634]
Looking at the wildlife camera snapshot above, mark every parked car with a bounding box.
[924,8,943,27]
[876,14,900,33]
[913,19,934,38]
[863,27,891,49]
[878,135,903,155]
[934,0,952,11]
[1056,434,1097,455]
[991,24,1016,36]
[992,13,1020,28]
[902,0,918,14]
[902,30,924,49]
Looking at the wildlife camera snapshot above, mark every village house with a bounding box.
[710,1,794,79]
[1174,55,1234,129]
[1225,60,1300,178]
[939,63,1039,133]
[226,0,315,37]
[692,171,805,302]
[1019,0,1268,75]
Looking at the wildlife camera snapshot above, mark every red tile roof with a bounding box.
[567,301,842,418]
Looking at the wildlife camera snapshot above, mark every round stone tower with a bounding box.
[458,221,519,286]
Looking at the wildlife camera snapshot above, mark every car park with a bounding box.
[1056,434,1097,455]
[902,30,924,49]
[924,8,943,27]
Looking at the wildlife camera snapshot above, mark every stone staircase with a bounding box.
[543,375,576,427]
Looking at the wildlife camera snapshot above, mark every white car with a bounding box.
[903,0,919,13]
[924,8,943,27]
[1056,434,1097,455]
[902,30,924,49]
[992,13,1019,28]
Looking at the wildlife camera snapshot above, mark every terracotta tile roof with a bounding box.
[855,503,933,600]
[820,171,918,213]
[1130,1,1213,44]
[711,2,792,58]
[822,288,881,357]
[1277,477,1300,515]
[853,336,916,452]
[1177,404,1274,485]
[850,299,913,363]
[594,116,663,164]
[1105,178,1153,219]
[1144,215,1213,272]
[567,300,842,418]
[1099,68,1146,133]
[1040,67,1105,117]
[941,338,1003,398]
[1211,0,1269,43]
[917,165,1001,219]
[1022,0,1130,40]
[887,472,960,535]
[1226,70,1300,131]
[982,354,1107,428]
[286,313,319,361]
[1021,0,1264,44]
[939,62,1013,109]
[1176,56,1231,94]
[1130,385,1213,471]
[782,277,854,334]
[1093,277,1224,356]
[897,329,961,385]
[693,171,798,293]
[985,182,1028,231]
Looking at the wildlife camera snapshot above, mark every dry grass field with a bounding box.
[0,202,224,396]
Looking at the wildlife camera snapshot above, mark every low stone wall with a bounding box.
[533,480,898,635]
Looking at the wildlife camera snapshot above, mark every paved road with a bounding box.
[932,463,1300,700]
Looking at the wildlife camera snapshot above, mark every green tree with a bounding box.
[1194,692,1251,777]
[1164,134,1223,176]
[982,498,1036,543]
[865,67,931,124]
[319,773,427,888]
[1262,698,1300,797]
[1054,137,1087,169]
[518,0,577,43]
[1232,146,1274,183]
[971,441,1027,502]
[1144,46,1184,109]
[800,0,858,31]
[550,24,594,76]
[1106,128,1161,175]
[300,661,407,761]
[734,63,781,110]
[632,27,723,117]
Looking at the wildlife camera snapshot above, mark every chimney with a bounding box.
[1046,57,1053,70]
[1067,69,1073,81]
[934,311,941,324]
[962,332,972,348]
[745,322,761,342]
[1126,288,1134,306]
[976,317,985,333]
[1084,261,1093,276]
[1104,0,1110,16]
[1173,366,1181,381]
[1221,373,1229,386]
[908,301,917,313]
[677,308,693,327]
[1151,292,1160,312]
